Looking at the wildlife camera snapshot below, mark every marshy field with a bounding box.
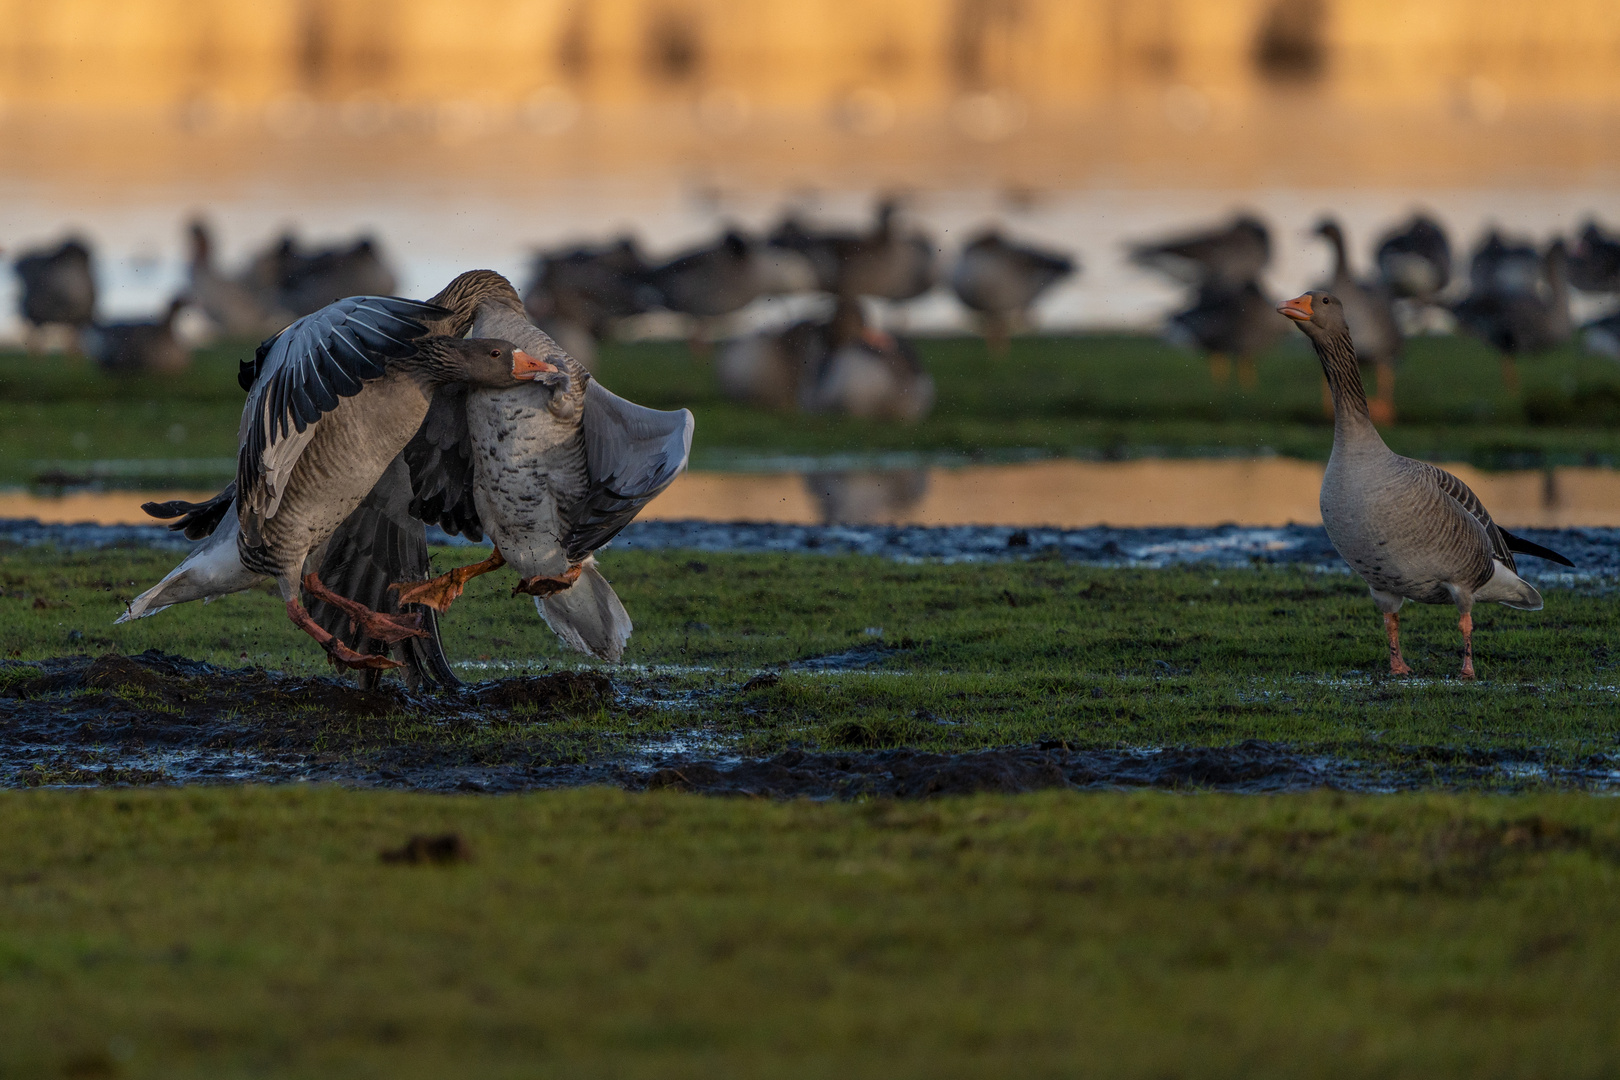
[3,336,1619,1077]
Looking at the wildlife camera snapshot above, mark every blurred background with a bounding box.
[4,0,1620,528]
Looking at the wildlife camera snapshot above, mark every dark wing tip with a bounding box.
[1500,528,1577,568]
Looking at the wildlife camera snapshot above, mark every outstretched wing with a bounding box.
[402,386,484,541]
[236,295,448,535]
[561,381,693,561]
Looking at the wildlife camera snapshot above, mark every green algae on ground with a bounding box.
[1,786,1618,1078]
[2,544,1617,773]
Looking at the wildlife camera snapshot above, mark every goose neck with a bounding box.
[1314,330,1376,436]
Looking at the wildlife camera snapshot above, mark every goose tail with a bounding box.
[1475,559,1544,612]
[536,557,632,662]
[116,506,263,623]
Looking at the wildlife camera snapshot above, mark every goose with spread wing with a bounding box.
[118,295,558,669]
[1279,291,1572,679]
[397,271,693,662]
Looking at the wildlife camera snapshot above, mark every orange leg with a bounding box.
[1383,611,1413,676]
[285,597,403,670]
[301,572,426,644]
[1236,355,1257,389]
[1368,362,1397,426]
[1208,352,1231,385]
[1500,355,1520,393]
[392,548,507,613]
[1459,612,1476,680]
[512,563,584,599]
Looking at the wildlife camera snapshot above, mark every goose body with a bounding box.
[86,298,191,375]
[769,201,935,301]
[1130,214,1270,290]
[186,220,292,339]
[122,295,555,670]
[401,272,694,662]
[1163,280,1284,387]
[14,237,96,350]
[1280,291,1571,678]
[1375,214,1452,302]
[1452,239,1571,389]
[950,229,1076,354]
[1569,219,1620,294]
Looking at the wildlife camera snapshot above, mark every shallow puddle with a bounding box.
[8,458,1620,529]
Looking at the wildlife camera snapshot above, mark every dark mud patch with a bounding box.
[3,652,1618,797]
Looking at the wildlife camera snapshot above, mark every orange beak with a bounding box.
[512,349,559,379]
[1277,294,1314,322]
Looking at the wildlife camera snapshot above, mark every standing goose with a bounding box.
[186,220,292,339]
[14,237,96,353]
[396,271,693,662]
[85,298,192,375]
[1315,218,1403,424]
[1375,214,1452,303]
[118,295,558,669]
[949,229,1077,357]
[1129,214,1271,291]
[1278,291,1572,678]
[1452,239,1571,392]
[1164,280,1284,388]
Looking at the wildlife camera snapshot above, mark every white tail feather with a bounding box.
[115,506,264,623]
[536,558,632,661]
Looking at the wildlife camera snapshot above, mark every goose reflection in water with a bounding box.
[803,469,929,525]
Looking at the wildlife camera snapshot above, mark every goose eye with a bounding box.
[490,349,501,358]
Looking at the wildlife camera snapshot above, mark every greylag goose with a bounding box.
[186,220,292,338]
[1468,230,1542,298]
[85,298,191,375]
[1279,291,1572,678]
[119,295,558,670]
[1452,239,1571,391]
[949,229,1077,357]
[251,232,399,319]
[1129,214,1271,290]
[644,230,815,353]
[768,200,936,301]
[717,298,934,420]
[1314,218,1402,424]
[1164,280,1284,387]
[1568,219,1620,294]
[14,237,96,353]
[522,237,659,371]
[396,271,693,662]
[1375,214,1452,302]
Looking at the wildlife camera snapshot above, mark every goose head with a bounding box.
[426,337,559,388]
[1277,291,1350,342]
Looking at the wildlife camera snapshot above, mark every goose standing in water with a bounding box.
[949,229,1077,357]
[1314,218,1402,425]
[1279,291,1572,678]
[85,298,192,375]
[120,296,559,670]
[396,271,694,662]
[14,237,96,353]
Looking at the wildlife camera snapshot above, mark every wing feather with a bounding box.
[1416,460,1516,571]
[561,381,693,561]
[236,295,447,540]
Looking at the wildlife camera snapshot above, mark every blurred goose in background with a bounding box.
[396,271,693,662]
[1468,230,1543,299]
[13,237,96,353]
[522,237,659,371]
[1279,290,1571,680]
[949,229,1077,357]
[717,298,934,420]
[185,220,292,339]
[1375,214,1452,303]
[768,199,937,302]
[121,295,558,670]
[1568,219,1620,294]
[254,232,399,318]
[85,298,191,375]
[645,230,816,353]
[1164,280,1284,388]
[1129,214,1271,290]
[1315,218,1403,424]
[1452,238,1571,391]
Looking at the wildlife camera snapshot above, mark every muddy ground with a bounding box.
[3,651,1615,796]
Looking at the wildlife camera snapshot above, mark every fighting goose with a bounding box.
[1315,219,1402,424]
[396,271,693,662]
[1278,291,1572,679]
[119,295,558,670]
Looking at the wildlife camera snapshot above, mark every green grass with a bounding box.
[2,786,1618,1077]
[7,544,1617,769]
[4,334,1620,486]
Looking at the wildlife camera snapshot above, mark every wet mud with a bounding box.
[3,651,1616,798]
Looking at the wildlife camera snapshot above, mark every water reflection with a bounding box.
[9,459,1620,530]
